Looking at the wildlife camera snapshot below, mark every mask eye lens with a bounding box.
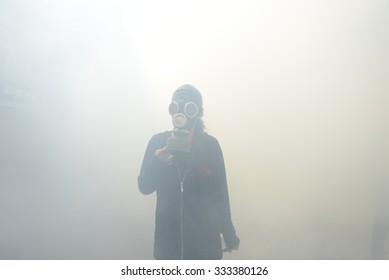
[169,102,179,116]
[184,102,198,118]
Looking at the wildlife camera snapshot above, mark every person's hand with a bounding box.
[223,241,240,253]
[155,147,174,166]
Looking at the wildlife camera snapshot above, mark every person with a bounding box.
[138,84,240,260]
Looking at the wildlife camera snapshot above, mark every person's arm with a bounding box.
[212,139,240,251]
[138,134,171,195]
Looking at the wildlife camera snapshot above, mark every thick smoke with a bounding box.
[0,0,388,259]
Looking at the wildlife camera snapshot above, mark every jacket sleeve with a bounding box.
[137,134,170,195]
[212,139,240,250]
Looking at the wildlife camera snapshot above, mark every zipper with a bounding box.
[180,182,184,259]
[177,163,189,260]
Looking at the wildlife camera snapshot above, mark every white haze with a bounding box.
[0,0,388,259]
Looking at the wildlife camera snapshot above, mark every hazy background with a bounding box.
[1,0,388,259]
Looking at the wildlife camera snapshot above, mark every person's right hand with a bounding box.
[155,147,174,166]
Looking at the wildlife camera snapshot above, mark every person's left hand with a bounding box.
[223,242,240,253]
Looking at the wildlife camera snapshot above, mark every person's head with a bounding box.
[166,84,205,153]
[169,84,204,130]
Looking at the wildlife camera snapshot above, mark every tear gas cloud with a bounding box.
[0,0,388,259]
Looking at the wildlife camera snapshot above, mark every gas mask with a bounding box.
[166,100,200,153]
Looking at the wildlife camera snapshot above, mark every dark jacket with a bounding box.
[138,130,239,259]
